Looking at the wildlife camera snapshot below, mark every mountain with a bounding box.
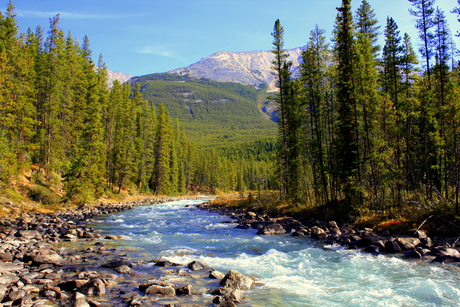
[131,74,277,146]
[107,70,133,88]
[168,47,304,91]
[129,47,307,146]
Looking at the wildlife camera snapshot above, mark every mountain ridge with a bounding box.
[167,47,304,91]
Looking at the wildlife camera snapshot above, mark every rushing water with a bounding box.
[90,199,460,306]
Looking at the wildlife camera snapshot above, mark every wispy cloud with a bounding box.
[18,10,146,20]
[136,45,189,65]
[137,46,175,58]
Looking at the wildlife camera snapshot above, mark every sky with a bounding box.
[9,0,460,77]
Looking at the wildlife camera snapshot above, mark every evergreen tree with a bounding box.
[409,0,436,81]
[382,17,403,106]
[335,0,361,208]
[0,1,36,174]
[36,15,67,172]
[355,0,381,56]
[271,19,304,202]
[151,103,174,195]
[300,25,332,204]
[64,39,107,203]
[271,19,291,199]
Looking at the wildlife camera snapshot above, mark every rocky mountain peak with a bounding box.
[168,47,304,91]
[107,70,133,88]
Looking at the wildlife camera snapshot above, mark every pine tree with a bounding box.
[300,25,331,204]
[151,103,174,195]
[382,17,403,106]
[36,15,67,172]
[409,0,435,82]
[335,0,361,208]
[0,1,36,174]
[271,19,291,199]
[355,0,381,56]
[64,39,107,203]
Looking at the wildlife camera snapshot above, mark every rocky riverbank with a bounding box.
[0,197,259,307]
[196,202,460,264]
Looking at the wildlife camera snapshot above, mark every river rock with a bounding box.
[114,265,131,274]
[397,237,421,250]
[256,223,286,235]
[209,269,226,279]
[0,274,19,286]
[406,229,428,239]
[175,284,192,295]
[405,250,422,259]
[104,235,121,240]
[17,230,42,240]
[429,246,460,258]
[222,288,242,302]
[420,237,433,248]
[8,289,26,302]
[363,245,380,253]
[101,259,132,268]
[187,260,207,271]
[310,226,327,240]
[385,240,402,253]
[31,253,64,266]
[73,292,90,307]
[0,262,23,273]
[139,280,175,292]
[144,285,176,296]
[0,252,14,261]
[58,280,93,292]
[154,260,181,267]
[80,278,106,297]
[431,255,460,263]
[220,270,254,290]
[430,247,460,262]
[0,285,7,302]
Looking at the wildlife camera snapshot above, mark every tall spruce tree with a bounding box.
[151,103,174,195]
[335,0,361,209]
[355,0,381,56]
[271,19,290,199]
[0,1,36,174]
[300,25,331,204]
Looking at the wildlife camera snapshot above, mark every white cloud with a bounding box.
[137,46,175,58]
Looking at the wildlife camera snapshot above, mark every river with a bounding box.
[90,198,460,306]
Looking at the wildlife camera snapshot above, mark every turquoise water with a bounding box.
[92,199,460,306]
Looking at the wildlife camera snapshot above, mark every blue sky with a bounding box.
[10,0,460,76]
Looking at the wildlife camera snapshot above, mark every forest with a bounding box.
[2,0,460,227]
[0,0,275,207]
[269,0,460,224]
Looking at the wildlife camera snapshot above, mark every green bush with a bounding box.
[28,185,61,205]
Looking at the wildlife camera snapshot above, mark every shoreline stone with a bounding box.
[0,196,260,306]
[196,201,460,265]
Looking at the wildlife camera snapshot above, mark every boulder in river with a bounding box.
[256,223,286,235]
[79,278,106,297]
[144,284,176,296]
[187,260,207,271]
[220,270,254,290]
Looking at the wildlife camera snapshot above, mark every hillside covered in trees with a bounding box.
[131,73,277,146]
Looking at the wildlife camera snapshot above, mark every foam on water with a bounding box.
[91,199,460,307]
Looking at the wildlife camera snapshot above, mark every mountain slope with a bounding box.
[168,47,303,91]
[131,74,277,146]
[107,70,133,87]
